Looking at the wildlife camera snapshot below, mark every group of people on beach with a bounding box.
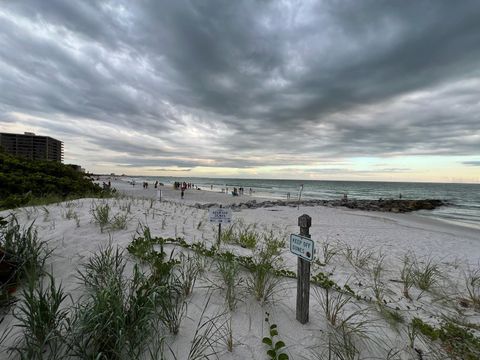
[102,181,111,190]
[174,181,195,190]
[231,187,246,196]
[173,181,199,199]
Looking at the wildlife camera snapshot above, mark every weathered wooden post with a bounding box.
[296,214,311,324]
[217,205,222,247]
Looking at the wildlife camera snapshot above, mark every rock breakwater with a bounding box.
[194,199,445,213]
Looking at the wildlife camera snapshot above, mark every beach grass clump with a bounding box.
[41,206,50,222]
[400,254,414,300]
[370,255,392,305]
[91,202,110,232]
[313,282,371,346]
[326,324,362,360]
[11,273,69,359]
[221,221,258,249]
[91,202,129,232]
[317,240,338,266]
[314,286,353,327]
[1,215,51,282]
[246,233,284,304]
[465,267,480,310]
[76,244,125,291]
[110,212,128,230]
[24,207,38,221]
[127,229,186,334]
[216,252,243,311]
[157,274,187,335]
[412,258,440,292]
[176,252,199,297]
[220,224,236,244]
[237,223,258,249]
[344,244,375,270]
[72,245,161,358]
[186,295,229,360]
[246,261,278,304]
[64,207,77,220]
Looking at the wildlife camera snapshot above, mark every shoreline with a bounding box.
[106,178,479,234]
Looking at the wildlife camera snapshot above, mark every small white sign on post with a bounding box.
[290,234,314,262]
[208,208,232,224]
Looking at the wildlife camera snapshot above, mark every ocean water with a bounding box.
[124,177,480,230]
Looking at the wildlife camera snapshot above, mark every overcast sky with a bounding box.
[1,0,479,182]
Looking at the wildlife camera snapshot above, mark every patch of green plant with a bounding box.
[262,312,289,360]
[0,150,110,210]
[246,234,286,304]
[1,215,51,282]
[378,306,404,328]
[237,224,258,249]
[216,254,243,311]
[91,202,128,232]
[187,294,229,359]
[220,221,258,249]
[465,267,480,310]
[220,224,236,244]
[76,244,126,291]
[157,274,187,335]
[110,212,128,230]
[72,246,163,358]
[91,203,110,232]
[11,273,70,359]
[412,258,439,292]
[311,272,357,298]
[176,252,199,297]
[411,317,438,340]
[412,317,480,359]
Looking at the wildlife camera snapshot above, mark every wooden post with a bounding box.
[217,205,222,247]
[296,214,311,324]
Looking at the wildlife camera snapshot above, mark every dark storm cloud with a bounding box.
[463,161,480,166]
[1,0,480,170]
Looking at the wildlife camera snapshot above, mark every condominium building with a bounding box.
[0,132,63,162]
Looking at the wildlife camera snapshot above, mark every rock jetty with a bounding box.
[194,199,445,213]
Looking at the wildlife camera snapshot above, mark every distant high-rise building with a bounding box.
[0,132,63,162]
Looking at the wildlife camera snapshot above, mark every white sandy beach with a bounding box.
[1,186,479,359]
[108,178,272,206]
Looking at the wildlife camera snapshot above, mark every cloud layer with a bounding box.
[1,0,479,177]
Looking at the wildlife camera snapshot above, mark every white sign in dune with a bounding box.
[290,234,314,261]
[208,207,232,224]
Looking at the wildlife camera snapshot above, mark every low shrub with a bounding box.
[412,317,480,359]
[0,150,108,210]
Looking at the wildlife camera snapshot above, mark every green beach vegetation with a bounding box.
[0,150,108,209]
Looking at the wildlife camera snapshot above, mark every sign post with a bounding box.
[291,214,313,324]
[208,205,232,247]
